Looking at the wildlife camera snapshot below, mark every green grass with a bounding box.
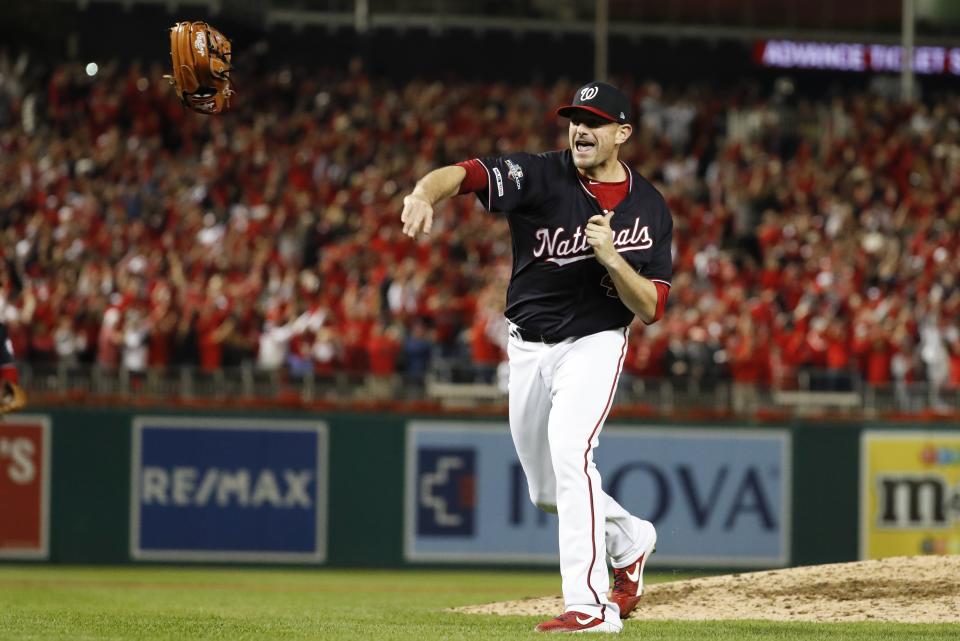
[0,565,954,640]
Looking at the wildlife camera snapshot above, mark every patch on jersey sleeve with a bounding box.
[505,159,524,190]
[492,167,505,197]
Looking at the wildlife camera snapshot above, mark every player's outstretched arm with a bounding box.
[401,166,467,238]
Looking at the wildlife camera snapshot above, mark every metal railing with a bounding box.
[16,360,960,419]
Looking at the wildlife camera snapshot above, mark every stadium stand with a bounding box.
[1,52,958,414]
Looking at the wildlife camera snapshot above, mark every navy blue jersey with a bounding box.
[474,149,673,339]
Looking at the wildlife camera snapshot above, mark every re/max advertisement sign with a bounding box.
[405,422,791,567]
[130,417,328,563]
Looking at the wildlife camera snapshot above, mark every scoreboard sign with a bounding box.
[0,415,51,559]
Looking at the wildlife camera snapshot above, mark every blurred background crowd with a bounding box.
[0,44,959,403]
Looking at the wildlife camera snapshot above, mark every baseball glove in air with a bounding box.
[165,21,234,114]
[0,381,26,415]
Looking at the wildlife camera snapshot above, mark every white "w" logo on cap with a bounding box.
[579,86,599,101]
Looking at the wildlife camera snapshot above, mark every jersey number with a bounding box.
[600,274,620,299]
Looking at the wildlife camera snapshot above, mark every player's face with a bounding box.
[568,112,628,170]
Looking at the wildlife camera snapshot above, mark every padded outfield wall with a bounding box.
[0,406,956,568]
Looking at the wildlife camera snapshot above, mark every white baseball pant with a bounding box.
[507,325,653,622]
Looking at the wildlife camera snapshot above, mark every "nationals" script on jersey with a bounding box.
[533,217,653,266]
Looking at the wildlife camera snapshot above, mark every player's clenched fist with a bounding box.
[400,193,435,238]
[586,210,618,267]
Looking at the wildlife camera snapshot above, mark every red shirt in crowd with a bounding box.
[729,336,770,384]
[367,329,401,375]
[469,316,502,366]
[196,306,229,372]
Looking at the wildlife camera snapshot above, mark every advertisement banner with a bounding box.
[860,431,960,559]
[756,40,960,75]
[0,415,51,559]
[130,416,327,563]
[406,422,790,567]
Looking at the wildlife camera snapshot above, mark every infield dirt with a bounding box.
[453,555,960,623]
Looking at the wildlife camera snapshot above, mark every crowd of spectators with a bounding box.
[0,50,959,399]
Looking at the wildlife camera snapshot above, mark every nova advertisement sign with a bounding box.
[130,416,328,562]
[406,422,790,567]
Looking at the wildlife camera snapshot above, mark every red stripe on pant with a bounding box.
[581,328,628,618]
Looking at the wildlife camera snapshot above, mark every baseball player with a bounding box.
[0,260,27,416]
[400,82,672,633]
[0,262,26,415]
[0,321,25,415]
[0,259,27,416]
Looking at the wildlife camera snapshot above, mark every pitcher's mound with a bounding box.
[453,555,960,623]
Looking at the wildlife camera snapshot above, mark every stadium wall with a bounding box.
[1,407,955,568]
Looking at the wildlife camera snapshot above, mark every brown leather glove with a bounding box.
[0,380,26,415]
[165,21,235,114]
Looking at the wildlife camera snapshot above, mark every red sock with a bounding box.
[1,365,19,384]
